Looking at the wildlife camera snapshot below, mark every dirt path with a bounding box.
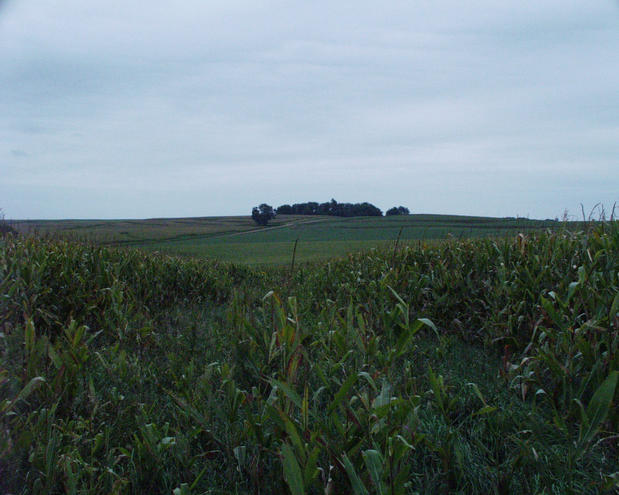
[206,217,330,241]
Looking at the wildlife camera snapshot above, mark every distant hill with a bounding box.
[9,213,574,264]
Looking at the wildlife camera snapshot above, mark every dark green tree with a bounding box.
[252,203,275,226]
[276,204,293,215]
[386,206,410,216]
[276,199,382,217]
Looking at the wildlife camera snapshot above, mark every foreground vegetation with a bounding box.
[1,223,617,494]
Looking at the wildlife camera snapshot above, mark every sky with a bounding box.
[1,0,618,220]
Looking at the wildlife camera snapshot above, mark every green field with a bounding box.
[13,214,565,264]
[12,216,265,243]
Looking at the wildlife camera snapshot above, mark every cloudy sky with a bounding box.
[1,0,618,219]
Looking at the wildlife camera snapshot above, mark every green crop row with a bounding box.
[1,224,617,494]
[0,237,278,340]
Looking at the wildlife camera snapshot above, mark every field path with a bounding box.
[206,217,330,241]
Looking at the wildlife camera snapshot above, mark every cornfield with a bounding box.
[1,224,617,494]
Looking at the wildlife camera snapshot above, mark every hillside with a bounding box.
[12,214,564,264]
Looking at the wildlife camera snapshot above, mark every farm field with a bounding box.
[11,215,278,244]
[13,214,564,264]
[1,222,617,494]
[2,0,616,492]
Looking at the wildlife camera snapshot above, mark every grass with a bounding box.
[1,222,617,494]
[13,214,568,264]
[11,215,304,244]
[133,214,569,264]
[138,239,395,264]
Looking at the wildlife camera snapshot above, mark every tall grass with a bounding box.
[1,224,617,494]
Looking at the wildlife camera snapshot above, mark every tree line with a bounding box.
[275,199,382,217]
[251,200,410,226]
[386,206,410,216]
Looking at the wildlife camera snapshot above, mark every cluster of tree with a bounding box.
[251,204,275,226]
[251,200,410,226]
[385,206,410,216]
[276,199,382,217]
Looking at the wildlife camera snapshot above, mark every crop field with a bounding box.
[135,215,560,264]
[13,214,565,264]
[1,222,617,494]
[11,216,275,244]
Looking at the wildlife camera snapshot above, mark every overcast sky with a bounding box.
[1,0,618,219]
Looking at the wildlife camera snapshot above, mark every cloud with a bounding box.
[0,0,617,219]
